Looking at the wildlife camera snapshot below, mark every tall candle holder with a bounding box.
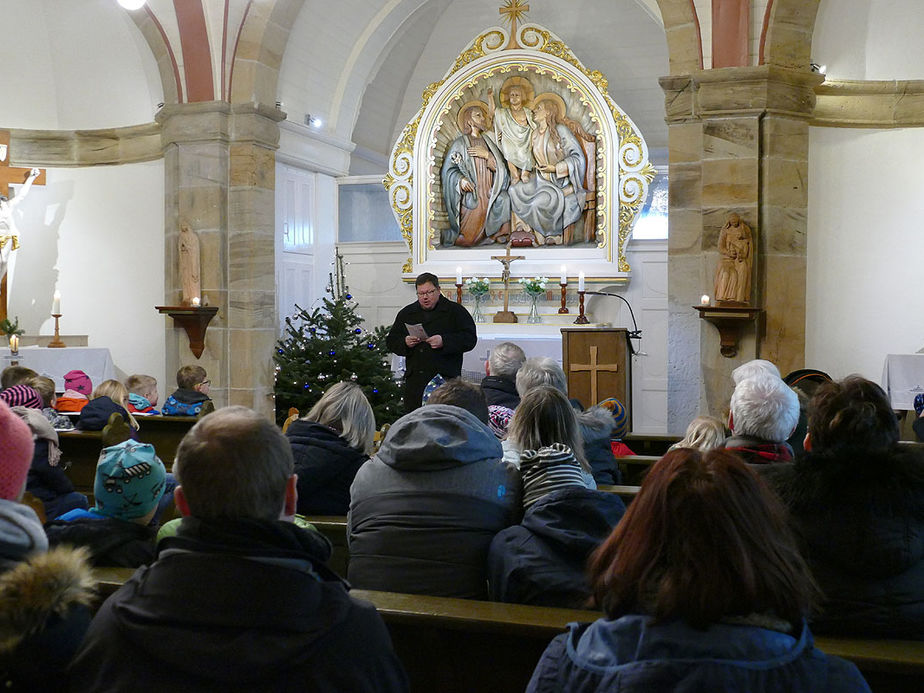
[558,282,570,314]
[574,291,589,324]
[48,314,66,348]
[455,282,463,304]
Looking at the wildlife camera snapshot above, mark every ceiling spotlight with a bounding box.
[117,0,147,10]
[810,62,827,75]
[305,114,323,128]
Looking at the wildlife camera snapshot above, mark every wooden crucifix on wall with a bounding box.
[1,130,46,321]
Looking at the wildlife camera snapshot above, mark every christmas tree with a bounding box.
[274,251,403,427]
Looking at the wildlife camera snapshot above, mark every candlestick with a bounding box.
[456,266,463,285]
[558,284,569,314]
[578,272,585,292]
[8,335,19,355]
[560,265,567,285]
[52,290,61,314]
[48,314,66,348]
[456,282,463,304]
[700,294,710,306]
[574,291,589,324]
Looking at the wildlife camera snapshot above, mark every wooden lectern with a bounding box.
[561,327,632,424]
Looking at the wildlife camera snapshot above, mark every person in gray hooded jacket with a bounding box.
[348,403,520,599]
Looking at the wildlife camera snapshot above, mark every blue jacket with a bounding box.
[488,487,625,608]
[161,388,210,416]
[527,615,870,693]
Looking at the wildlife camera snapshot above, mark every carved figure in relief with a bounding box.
[487,77,536,184]
[178,223,201,305]
[507,94,592,246]
[713,213,753,304]
[440,103,511,247]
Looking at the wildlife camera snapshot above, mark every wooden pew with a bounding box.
[614,454,660,485]
[89,571,924,692]
[303,515,350,577]
[622,433,679,457]
[596,484,640,503]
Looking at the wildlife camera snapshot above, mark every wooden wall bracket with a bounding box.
[156,305,218,358]
[694,304,762,358]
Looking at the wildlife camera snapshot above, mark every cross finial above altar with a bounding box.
[499,0,530,49]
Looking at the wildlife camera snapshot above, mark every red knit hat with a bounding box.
[0,400,34,501]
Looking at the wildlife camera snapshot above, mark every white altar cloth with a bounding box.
[881,353,924,410]
[1,346,115,393]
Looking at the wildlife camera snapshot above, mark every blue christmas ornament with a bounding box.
[277,348,284,354]
[346,293,352,300]
[329,350,336,356]
[372,388,379,394]
[367,343,375,349]
[303,383,310,389]
[354,328,362,334]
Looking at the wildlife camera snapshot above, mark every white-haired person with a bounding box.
[481,341,526,409]
[724,374,800,464]
[286,381,376,516]
[731,358,780,384]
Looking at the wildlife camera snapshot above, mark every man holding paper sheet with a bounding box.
[387,272,477,413]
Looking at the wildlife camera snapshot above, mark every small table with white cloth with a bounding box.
[1,346,115,393]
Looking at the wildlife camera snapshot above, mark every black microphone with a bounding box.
[583,291,642,350]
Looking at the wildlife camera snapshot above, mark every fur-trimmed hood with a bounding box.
[0,545,95,653]
[578,406,615,445]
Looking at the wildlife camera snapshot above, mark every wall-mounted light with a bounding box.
[117,0,147,10]
[305,114,323,128]
[810,62,827,75]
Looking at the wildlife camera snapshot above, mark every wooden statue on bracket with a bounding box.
[713,213,753,305]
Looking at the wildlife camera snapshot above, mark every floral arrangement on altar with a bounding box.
[518,276,549,296]
[465,277,490,296]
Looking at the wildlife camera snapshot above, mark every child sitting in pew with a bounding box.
[162,365,212,416]
[77,380,138,434]
[125,374,160,415]
[55,369,93,413]
[46,441,166,568]
[29,375,74,430]
[0,365,37,390]
[0,384,88,519]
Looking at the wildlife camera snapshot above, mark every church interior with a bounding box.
[1,0,923,433]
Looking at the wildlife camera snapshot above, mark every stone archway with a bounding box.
[654,0,704,74]
[760,0,822,69]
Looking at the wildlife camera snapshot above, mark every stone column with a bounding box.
[661,66,822,425]
[158,102,284,418]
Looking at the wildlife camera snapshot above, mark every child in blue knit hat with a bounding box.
[45,441,167,567]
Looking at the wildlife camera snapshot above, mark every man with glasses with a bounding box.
[386,273,477,413]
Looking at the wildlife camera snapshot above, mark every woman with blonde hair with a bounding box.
[286,381,376,515]
[527,448,870,692]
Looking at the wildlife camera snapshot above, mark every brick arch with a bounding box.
[230,0,305,106]
[653,0,703,74]
[759,0,821,69]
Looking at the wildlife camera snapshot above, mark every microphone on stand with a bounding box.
[583,291,642,354]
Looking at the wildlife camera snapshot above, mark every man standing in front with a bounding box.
[387,272,477,413]
[68,406,407,693]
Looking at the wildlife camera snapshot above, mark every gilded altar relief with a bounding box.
[385,1,654,280]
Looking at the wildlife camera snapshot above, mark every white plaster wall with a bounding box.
[806,127,924,382]
[0,0,162,129]
[8,162,167,394]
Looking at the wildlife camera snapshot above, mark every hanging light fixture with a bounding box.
[117,0,147,10]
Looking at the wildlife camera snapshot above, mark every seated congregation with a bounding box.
[1,348,923,691]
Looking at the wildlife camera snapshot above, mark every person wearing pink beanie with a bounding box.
[0,399,34,501]
[1,398,95,689]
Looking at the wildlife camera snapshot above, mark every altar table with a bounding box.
[0,346,115,392]
[881,353,924,410]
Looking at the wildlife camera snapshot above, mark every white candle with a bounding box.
[191,296,201,307]
[560,265,567,285]
[52,291,61,314]
[700,294,710,306]
[578,272,585,292]
[9,335,18,353]
[456,266,463,285]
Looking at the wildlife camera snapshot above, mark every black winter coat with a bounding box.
[286,419,368,516]
[76,397,131,431]
[480,375,520,409]
[45,516,157,568]
[765,445,924,639]
[487,487,625,608]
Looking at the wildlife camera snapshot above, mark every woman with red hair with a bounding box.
[527,448,869,692]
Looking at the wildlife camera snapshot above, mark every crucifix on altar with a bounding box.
[1,130,46,322]
[491,243,525,323]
